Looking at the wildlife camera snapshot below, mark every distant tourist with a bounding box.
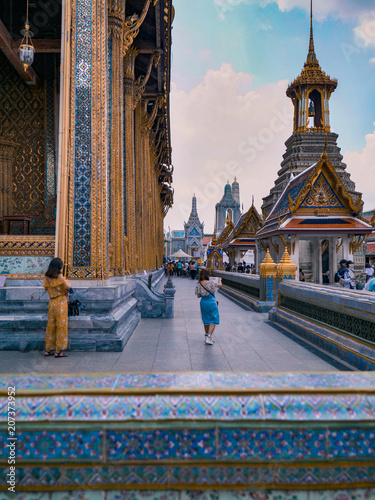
[299,268,305,282]
[365,276,375,291]
[337,259,355,289]
[167,262,173,276]
[238,263,243,273]
[189,261,196,280]
[177,261,182,277]
[245,265,251,274]
[365,263,374,282]
[43,258,71,358]
[346,261,357,289]
[195,270,222,345]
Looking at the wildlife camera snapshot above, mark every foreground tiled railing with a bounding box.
[1,372,375,494]
[271,281,375,370]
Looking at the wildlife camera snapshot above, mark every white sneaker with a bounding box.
[205,336,214,345]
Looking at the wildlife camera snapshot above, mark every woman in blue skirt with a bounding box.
[195,269,222,345]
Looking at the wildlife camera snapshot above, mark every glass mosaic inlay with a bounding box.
[73,0,92,267]
[46,75,56,204]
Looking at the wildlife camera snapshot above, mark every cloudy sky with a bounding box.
[164,0,375,234]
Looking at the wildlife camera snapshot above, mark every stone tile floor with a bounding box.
[0,276,351,373]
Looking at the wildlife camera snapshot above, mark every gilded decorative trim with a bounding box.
[4,273,45,280]
[123,0,153,52]
[0,236,55,256]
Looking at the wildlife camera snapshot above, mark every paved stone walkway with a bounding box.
[0,276,348,374]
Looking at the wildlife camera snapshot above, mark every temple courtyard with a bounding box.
[0,277,350,374]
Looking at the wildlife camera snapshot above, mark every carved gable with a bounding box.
[299,172,344,209]
[290,156,362,216]
[235,206,263,238]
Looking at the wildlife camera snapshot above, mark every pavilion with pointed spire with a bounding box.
[184,194,204,257]
[257,1,371,283]
[256,143,372,283]
[261,0,361,219]
[217,197,263,268]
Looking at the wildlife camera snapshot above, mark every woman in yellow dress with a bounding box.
[43,258,71,357]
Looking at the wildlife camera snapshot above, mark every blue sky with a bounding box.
[165,0,375,232]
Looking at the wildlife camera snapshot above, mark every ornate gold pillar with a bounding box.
[134,102,143,270]
[108,1,126,276]
[64,0,109,279]
[0,139,17,217]
[143,132,152,269]
[124,47,138,273]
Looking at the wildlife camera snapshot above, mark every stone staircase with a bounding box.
[0,268,175,351]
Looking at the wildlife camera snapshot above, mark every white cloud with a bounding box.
[344,127,375,211]
[165,63,292,233]
[165,62,375,235]
[213,0,373,21]
[354,14,375,50]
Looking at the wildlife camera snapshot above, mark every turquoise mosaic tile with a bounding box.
[328,428,375,459]
[262,394,374,421]
[3,372,375,393]
[15,430,104,460]
[169,465,274,485]
[73,0,92,266]
[106,429,215,460]
[106,493,178,500]
[2,465,375,489]
[1,490,375,500]
[274,465,375,485]
[14,466,64,487]
[50,493,105,500]
[218,428,327,460]
[3,393,375,423]
[0,494,49,500]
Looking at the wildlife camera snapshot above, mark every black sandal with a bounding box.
[44,351,54,356]
[55,352,68,358]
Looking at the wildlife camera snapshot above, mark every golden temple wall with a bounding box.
[0,52,46,219]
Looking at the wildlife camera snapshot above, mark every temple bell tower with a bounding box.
[262,0,361,216]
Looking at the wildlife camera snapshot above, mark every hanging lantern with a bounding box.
[19,0,35,71]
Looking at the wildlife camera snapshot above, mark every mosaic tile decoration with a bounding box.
[2,463,375,489]
[0,256,51,274]
[1,372,375,393]
[1,489,375,500]
[73,0,92,267]
[1,372,375,490]
[46,75,56,204]
[1,372,375,423]
[1,427,375,463]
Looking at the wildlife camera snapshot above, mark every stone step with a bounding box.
[0,297,140,351]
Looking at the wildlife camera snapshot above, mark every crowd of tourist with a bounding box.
[336,259,375,291]
[164,260,199,279]
[223,262,255,273]
[164,260,256,278]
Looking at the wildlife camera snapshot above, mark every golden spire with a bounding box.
[306,0,317,64]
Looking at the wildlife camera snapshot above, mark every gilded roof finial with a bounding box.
[306,0,317,64]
